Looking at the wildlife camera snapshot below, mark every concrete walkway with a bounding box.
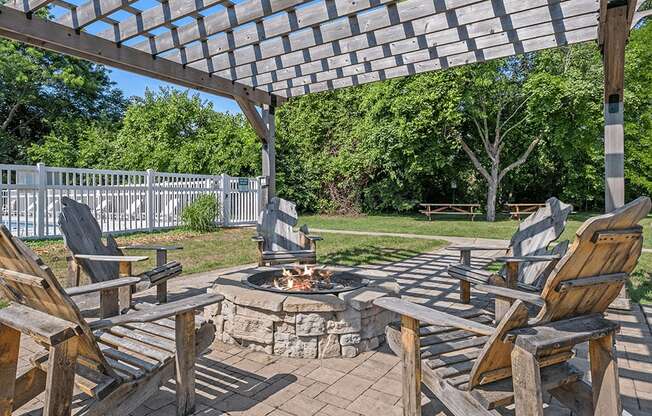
[14,246,652,415]
[312,227,652,253]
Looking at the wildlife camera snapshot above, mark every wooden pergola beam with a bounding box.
[237,5,597,93]
[235,97,269,141]
[6,0,55,13]
[192,0,596,82]
[56,0,139,29]
[96,0,228,43]
[0,5,281,106]
[632,9,652,26]
[131,0,305,56]
[167,0,399,66]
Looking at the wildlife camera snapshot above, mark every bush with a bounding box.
[181,195,219,232]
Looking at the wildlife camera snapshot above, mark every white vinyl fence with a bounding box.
[0,163,262,239]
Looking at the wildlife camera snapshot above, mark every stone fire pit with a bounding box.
[205,266,400,358]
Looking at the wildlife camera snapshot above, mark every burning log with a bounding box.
[273,265,334,291]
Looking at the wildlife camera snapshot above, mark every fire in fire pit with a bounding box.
[244,266,369,294]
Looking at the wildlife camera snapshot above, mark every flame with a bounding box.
[271,265,333,291]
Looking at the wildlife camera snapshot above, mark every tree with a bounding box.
[456,60,542,221]
[0,37,126,164]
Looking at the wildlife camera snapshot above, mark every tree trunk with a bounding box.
[486,180,497,221]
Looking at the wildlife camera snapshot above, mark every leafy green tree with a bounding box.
[1,38,126,164]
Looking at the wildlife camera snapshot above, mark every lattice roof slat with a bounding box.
[0,0,648,104]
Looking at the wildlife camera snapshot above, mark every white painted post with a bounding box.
[220,173,229,226]
[146,169,154,232]
[36,163,46,238]
[257,176,264,222]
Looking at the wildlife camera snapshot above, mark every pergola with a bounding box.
[0,0,649,211]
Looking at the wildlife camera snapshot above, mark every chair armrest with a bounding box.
[74,254,149,263]
[448,245,508,252]
[0,303,79,346]
[494,254,561,264]
[475,284,545,307]
[90,293,224,330]
[65,276,142,296]
[447,264,496,285]
[305,235,322,241]
[119,245,183,251]
[251,236,264,242]
[373,297,494,336]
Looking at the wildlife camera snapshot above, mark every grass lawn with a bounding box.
[302,212,652,249]
[25,227,446,287]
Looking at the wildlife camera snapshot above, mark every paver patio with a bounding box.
[13,241,652,415]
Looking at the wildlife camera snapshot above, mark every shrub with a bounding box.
[181,195,219,232]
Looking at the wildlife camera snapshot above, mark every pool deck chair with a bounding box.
[375,196,650,416]
[448,197,572,315]
[0,225,221,416]
[253,197,322,266]
[59,197,183,315]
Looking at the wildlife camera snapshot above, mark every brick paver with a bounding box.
[13,245,652,415]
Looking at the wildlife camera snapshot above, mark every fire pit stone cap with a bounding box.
[282,293,347,313]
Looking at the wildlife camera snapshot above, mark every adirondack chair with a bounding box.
[448,197,572,310]
[375,196,650,416]
[0,225,221,416]
[59,197,183,314]
[252,197,322,266]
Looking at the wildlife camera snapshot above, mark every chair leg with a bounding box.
[459,250,471,304]
[43,337,78,416]
[175,311,196,416]
[589,332,622,416]
[401,315,421,416]
[511,344,544,416]
[0,324,21,416]
[157,281,168,304]
[100,288,120,318]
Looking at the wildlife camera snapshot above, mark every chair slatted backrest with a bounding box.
[59,197,121,283]
[467,196,650,390]
[0,225,116,378]
[506,197,573,288]
[257,197,309,252]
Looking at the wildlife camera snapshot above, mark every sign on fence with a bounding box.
[0,163,262,239]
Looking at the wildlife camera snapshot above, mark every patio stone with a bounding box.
[283,293,347,312]
[274,333,318,358]
[318,334,341,358]
[296,313,330,336]
[279,394,326,415]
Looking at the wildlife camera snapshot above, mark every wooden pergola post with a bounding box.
[236,97,276,205]
[601,1,629,213]
[262,104,277,202]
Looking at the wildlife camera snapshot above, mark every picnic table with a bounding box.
[506,203,547,220]
[419,203,481,221]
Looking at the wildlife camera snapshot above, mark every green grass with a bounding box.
[629,253,652,304]
[302,212,652,249]
[24,228,446,287]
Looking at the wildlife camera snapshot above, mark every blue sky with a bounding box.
[108,68,243,114]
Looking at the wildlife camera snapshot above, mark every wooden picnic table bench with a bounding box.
[506,203,547,220]
[419,203,481,221]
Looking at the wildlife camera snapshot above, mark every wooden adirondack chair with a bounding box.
[375,196,650,416]
[59,197,183,315]
[0,225,221,416]
[448,197,572,310]
[252,197,322,266]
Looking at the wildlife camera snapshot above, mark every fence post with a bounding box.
[36,163,46,238]
[146,169,154,232]
[220,173,229,226]
[257,176,264,222]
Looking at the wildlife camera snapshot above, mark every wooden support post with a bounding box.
[602,3,628,213]
[589,332,622,416]
[401,315,421,416]
[118,261,133,313]
[43,337,78,416]
[0,324,21,416]
[66,253,80,288]
[459,250,471,304]
[495,261,518,322]
[156,249,168,304]
[175,311,196,416]
[261,104,276,203]
[511,344,544,416]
